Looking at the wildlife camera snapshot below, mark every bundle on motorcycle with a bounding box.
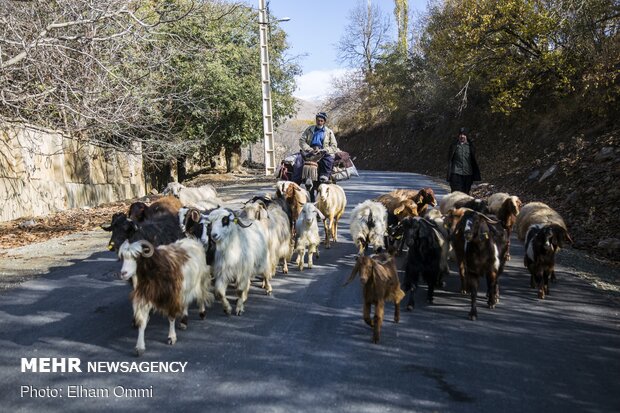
[276,150,358,183]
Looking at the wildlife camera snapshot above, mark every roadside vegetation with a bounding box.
[0,0,300,174]
[331,0,619,260]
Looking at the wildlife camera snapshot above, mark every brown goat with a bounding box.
[376,194,419,219]
[146,196,183,219]
[283,182,308,225]
[386,188,438,217]
[344,252,405,344]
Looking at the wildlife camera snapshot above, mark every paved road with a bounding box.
[1,171,618,413]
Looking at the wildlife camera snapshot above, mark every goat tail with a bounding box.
[343,260,361,286]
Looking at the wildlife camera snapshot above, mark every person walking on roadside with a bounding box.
[447,127,481,194]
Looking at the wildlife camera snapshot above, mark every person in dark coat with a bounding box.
[447,127,481,194]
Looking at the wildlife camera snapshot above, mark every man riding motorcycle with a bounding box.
[292,111,339,186]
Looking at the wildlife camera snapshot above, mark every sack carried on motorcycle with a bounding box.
[331,151,359,181]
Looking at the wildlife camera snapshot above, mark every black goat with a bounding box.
[399,217,443,310]
[102,212,184,252]
[455,210,509,320]
[524,224,572,299]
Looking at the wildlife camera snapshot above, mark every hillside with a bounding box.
[245,98,320,165]
[340,122,620,261]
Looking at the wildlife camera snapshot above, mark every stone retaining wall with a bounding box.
[0,123,144,221]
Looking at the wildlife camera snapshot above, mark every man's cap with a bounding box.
[316,112,327,121]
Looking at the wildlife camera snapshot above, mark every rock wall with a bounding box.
[0,123,145,222]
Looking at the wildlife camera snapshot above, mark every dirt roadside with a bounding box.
[0,170,276,291]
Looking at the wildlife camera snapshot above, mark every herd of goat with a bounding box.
[101,180,572,353]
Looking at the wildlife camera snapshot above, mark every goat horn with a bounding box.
[138,240,154,257]
[232,212,253,228]
[478,212,499,225]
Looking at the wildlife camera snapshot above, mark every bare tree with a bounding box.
[336,1,391,74]
[0,0,202,160]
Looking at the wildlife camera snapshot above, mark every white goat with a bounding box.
[316,183,347,249]
[349,200,388,255]
[515,202,569,242]
[488,193,522,215]
[118,238,214,356]
[163,182,221,209]
[206,208,270,315]
[439,191,473,214]
[243,200,293,291]
[295,203,325,271]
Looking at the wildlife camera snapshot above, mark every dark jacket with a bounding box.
[447,139,481,182]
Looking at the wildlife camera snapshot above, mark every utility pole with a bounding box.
[258,0,275,176]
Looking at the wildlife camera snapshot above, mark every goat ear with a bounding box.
[316,209,325,220]
[394,205,405,215]
[189,209,201,223]
[101,224,112,231]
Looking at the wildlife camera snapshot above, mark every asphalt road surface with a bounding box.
[1,171,618,413]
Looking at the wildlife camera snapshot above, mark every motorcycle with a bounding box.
[276,150,359,202]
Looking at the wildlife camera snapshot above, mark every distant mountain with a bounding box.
[245,98,322,165]
[294,98,321,121]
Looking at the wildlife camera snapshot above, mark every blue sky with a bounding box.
[240,0,429,101]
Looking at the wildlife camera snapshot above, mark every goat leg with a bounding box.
[536,270,545,299]
[468,276,479,320]
[372,301,385,344]
[235,278,251,315]
[215,279,232,315]
[487,273,497,309]
[427,276,435,304]
[394,289,404,323]
[134,302,150,357]
[179,307,189,330]
[363,301,373,327]
[167,316,177,345]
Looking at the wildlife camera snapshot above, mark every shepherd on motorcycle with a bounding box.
[292,111,339,187]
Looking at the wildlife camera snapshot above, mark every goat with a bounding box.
[277,181,308,229]
[128,202,148,222]
[398,217,444,310]
[488,193,522,216]
[294,203,324,270]
[244,199,292,292]
[206,208,270,315]
[247,195,293,231]
[145,196,183,220]
[102,212,184,253]
[316,183,347,249]
[439,191,473,214]
[163,182,221,209]
[455,210,509,320]
[178,207,217,266]
[349,200,388,255]
[118,238,214,356]
[515,202,569,242]
[453,198,490,214]
[390,188,438,216]
[376,194,419,219]
[524,223,572,299]
[344,252,405,344]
